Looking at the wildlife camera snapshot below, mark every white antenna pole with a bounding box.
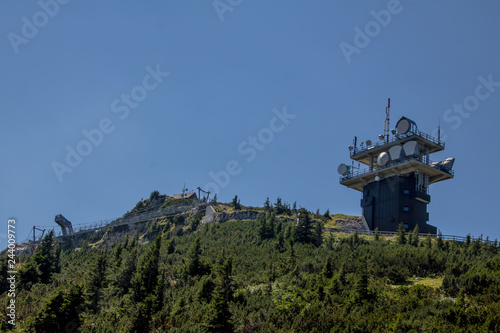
[385,98,391,142]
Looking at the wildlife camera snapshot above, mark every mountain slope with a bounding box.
[2,201,499,332]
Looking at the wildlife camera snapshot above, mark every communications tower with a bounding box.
[338,99,455,234]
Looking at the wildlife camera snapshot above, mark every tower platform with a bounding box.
[340,156,454,192]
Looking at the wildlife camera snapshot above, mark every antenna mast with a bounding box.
[438,118,441,142]
[384,98,391,142]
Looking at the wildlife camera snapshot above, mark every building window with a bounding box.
[403,188,410,195]
[403,224,409,229]
[403,205,410,212]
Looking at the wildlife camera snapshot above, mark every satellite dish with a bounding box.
[389,145,403,161]
[391,129,397,135]
[397,118,410,134]
[396,117,418,134]
[377,152,390,166]
[348,145,353,151]
[366,140,372,146]
[440,157,455,171]
[337,163,350,176]
[403,141,418,156]
[378,134,384,141]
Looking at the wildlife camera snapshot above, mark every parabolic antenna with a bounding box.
[337,163,350,176]
[396,117,418,134]
[403,141,418,156]
[366,139,372,146]
[440,157,455,171]
[396,118,410,134]
[378,134,384,141]
[377,152,390,166]
[388,145,403,161]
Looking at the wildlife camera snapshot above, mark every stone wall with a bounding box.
[214,210,262,223]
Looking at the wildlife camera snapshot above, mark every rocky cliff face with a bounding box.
[214,210,262,223]
[329,216,365,232]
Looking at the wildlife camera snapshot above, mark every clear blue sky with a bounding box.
[1,0,500,248]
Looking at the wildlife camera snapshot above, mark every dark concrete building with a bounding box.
[361,173,435,234]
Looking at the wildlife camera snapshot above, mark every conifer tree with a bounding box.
[276,231,285,252]
[132,235,162,301]
[30,286,84,333]
[425,233,432,249]
[275,197,284,214]
[436,230,445,250]
[20,230,58,286]
[150,190,160,201]
[52,241,62,274]
[231,195,241,210]
[267,212,276,239]
[396,223,407,245]
[258,214,268,241]
[264,197,271,211]
[203,257,234,332]
[325,233,334,250]
[114,242,123,268]
[294,209,315,244]
[314,220,324,246]
[113,246,137,295]
[0,258,8,294]
[353,261,369,303]
[187,237,204,276]
[197,274,216,303]
[86,251,107,308]
[35,230,57,284]
[322,257,334,279]
[166,239,175,254]
[411,225,420,246]
[276,219,282,236]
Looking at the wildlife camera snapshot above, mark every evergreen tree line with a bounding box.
[2,214,499,332]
